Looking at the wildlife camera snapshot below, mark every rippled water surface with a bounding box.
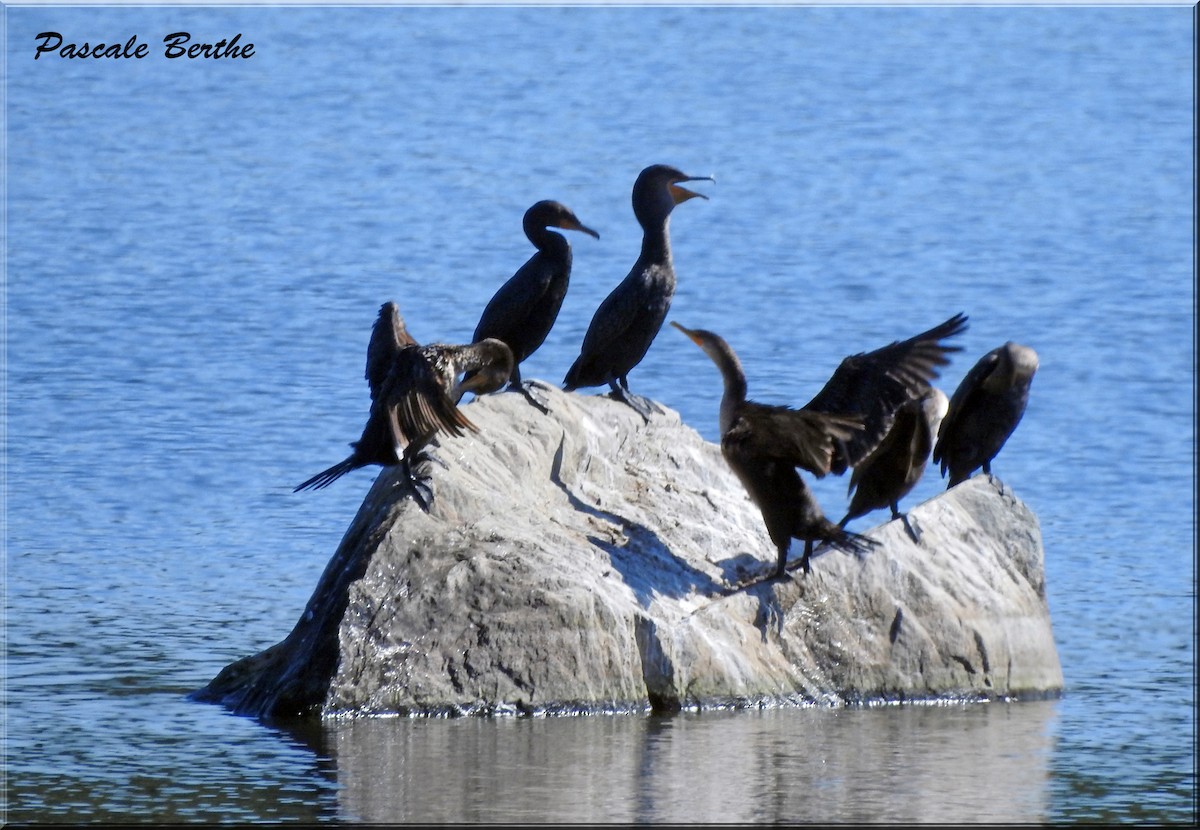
[5,4,1195,824]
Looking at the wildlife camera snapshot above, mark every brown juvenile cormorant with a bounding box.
[467,200,598,411]
[838,386,948,542]
[933,341,1038,487]
[294,303,513,507]
[672,312,968,580]
[672,322,871,580]
[563,164,712,420]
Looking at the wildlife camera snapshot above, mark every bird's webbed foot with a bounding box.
[898,511,921,544]
[773,566,797,582]
[781,543,814,578]
[781,540,818,577]
[399,452,433,511]
[512,380,552,415]
[606,383,659,422]
[783,555,813,577]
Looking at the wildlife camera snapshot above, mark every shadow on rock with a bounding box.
[587,521,727,606]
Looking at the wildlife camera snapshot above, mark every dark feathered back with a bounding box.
[932,341,1037,484]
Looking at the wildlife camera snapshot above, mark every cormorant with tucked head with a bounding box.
[933,341,1038,487]
[672,312,967,581]
[294,302,513,509]
[564,164,712,420]
[468,200,598,412]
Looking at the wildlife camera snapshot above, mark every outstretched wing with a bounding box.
[804,312,968,473]
[366,302,419,403]
[723,401,864,478]
[382,346,476,450]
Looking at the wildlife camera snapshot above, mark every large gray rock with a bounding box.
[194,384,1062,719]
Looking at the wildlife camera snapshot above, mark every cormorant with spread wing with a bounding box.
[673,312,967,580]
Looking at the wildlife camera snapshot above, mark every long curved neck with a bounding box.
[451,343,495,375]
[450,343,513,401]
[638,213,672,266]
[707,339,747,435]
[525,220,569,256]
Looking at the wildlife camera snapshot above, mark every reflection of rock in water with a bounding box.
[326,703,1054,823]
[192,385,1062,720]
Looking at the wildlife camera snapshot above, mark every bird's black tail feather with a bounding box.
[293,457,358,492]
[828,527,877,558]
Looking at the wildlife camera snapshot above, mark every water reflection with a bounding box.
[7,691,342,824]
[313,702,1057,823]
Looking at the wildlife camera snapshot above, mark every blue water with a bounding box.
[4,4,1195,824]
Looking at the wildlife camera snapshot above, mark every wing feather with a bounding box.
[366,302,418,402]
[382,346,477,451]
[723,402,864,478]
[803,312,967,472]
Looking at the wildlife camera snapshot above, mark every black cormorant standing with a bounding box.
[672,312,967,580]
[564,164,712,419]
[933,341,1038,487]
[468,200,598,411]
